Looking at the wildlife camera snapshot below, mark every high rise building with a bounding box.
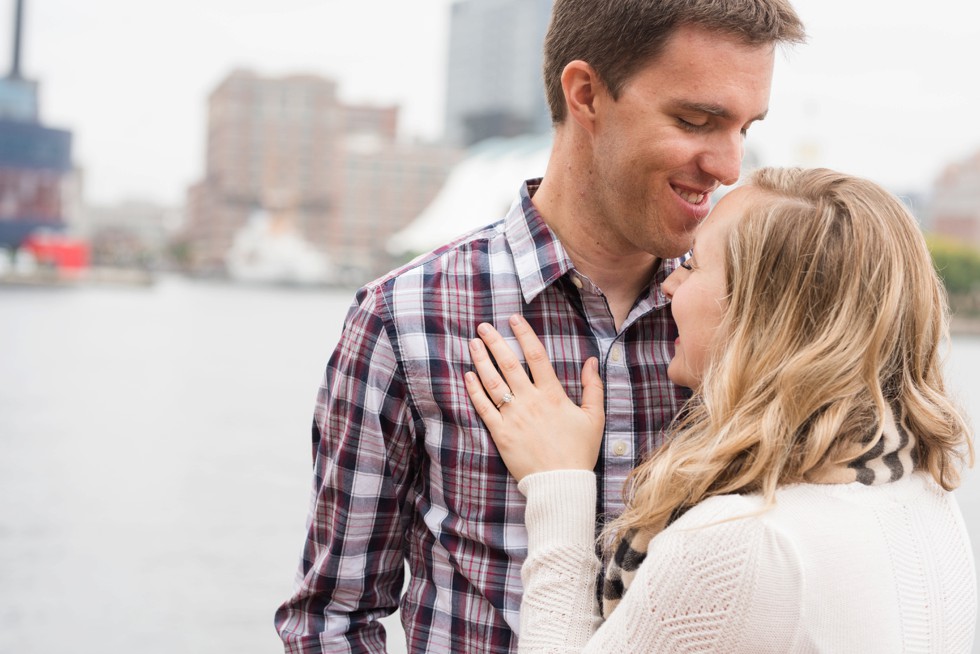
[185,70,346,271]
[0,0,76,250]
[184,69,460,281]
[444,0,554,146]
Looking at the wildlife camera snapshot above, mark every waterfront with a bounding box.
[0,278,978,653]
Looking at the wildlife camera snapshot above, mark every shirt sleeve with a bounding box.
[275,285,419,654]
[516,480,805,654]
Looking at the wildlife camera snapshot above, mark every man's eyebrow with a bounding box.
[674,101,769,123]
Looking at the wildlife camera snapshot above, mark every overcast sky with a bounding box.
[3,0,980,205]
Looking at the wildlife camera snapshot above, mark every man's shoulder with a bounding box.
[337,217,515,327]
[363,218,517,300]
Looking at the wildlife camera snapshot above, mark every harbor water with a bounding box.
[1,277,978,653]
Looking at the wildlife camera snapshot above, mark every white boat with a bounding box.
[225,209,332,286]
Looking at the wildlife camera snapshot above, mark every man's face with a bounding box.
[587,24,775,259]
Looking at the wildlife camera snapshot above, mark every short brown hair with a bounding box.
[543,0,807,123]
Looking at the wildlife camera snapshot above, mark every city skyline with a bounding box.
[3,0,980,205]
[184,68,460,280]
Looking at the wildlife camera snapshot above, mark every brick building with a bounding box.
[185,70,459,282]
[930,150,980,249]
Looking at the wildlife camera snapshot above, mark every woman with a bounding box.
[464,168,976,652]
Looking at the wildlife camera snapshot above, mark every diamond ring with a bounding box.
[494,392,515,409]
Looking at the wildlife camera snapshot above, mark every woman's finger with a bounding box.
[463,371,502,427]
[507,314,563,393]
[468,337,513,404]
[580,357,605,426]
[475,322,534,394]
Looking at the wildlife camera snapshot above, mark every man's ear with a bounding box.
[561,60,604,135]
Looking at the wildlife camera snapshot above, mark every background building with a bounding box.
[390,134,550,256]
[929,150,980,249]
[339,138,463,282]
[184,70,346,273]
[444,0,554,146]
[184,69,460,283]
[0,0,77,251]
[81,201,183,269]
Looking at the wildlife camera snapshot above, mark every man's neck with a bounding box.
[532,174,661,331]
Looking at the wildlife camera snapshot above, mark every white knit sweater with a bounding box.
[517,470,976,653]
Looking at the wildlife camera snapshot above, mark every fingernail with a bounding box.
[509,314,521,326]
[477,323,491,335]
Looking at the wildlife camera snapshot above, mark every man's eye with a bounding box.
[677,117,708,133]
[680,260,694,271]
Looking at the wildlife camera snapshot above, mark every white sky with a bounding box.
[3,0,980,205]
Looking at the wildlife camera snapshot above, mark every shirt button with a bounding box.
[612,441,628,456]
[571,275,584,289]
[610,345,623,362]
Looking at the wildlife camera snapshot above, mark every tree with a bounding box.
[926,236,980,297]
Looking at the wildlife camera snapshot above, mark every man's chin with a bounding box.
[656,243,694,261]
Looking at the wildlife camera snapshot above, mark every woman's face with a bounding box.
[662,186,758,389]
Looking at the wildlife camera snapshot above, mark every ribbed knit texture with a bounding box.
[515,471,977,653]
[518,471,602,652]
[600,410,919,618]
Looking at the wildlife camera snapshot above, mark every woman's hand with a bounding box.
[464,314,604,483]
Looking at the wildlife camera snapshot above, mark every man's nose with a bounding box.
[700,131,744,187]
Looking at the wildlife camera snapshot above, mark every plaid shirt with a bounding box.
[275,180,687,653]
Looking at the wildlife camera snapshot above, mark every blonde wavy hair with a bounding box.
[606,167,974,546]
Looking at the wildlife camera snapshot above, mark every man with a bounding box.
[276,1,805,651]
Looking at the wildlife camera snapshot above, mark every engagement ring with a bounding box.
[495,392,515,409]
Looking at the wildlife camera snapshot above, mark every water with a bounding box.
[0,278,978,653]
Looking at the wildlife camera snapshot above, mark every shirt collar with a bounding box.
[648,256,681,310]
[504,179,576,304]
[504,179,682,309]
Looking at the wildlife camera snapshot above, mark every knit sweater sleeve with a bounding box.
[517,471,603,652]
[517,475,805,653]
